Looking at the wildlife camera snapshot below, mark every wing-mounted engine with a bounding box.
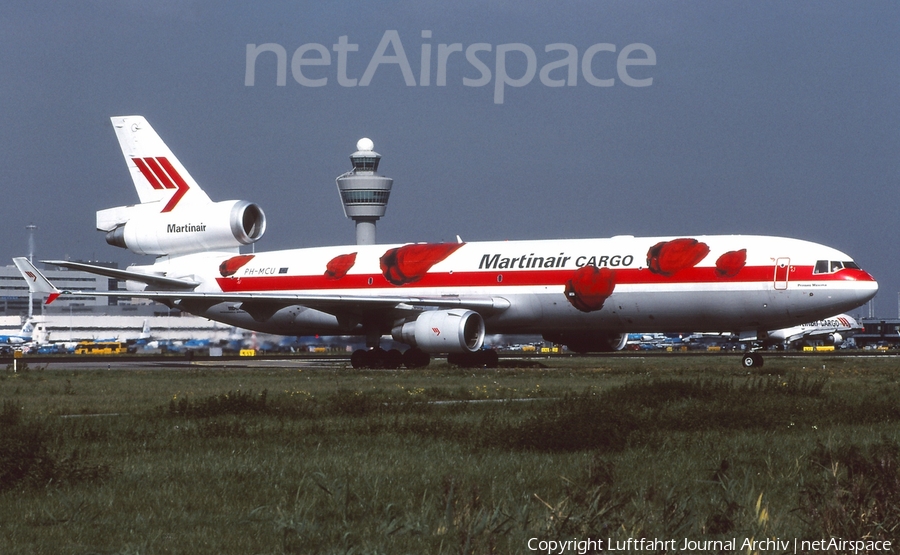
[97,200,266,257]
[392,309,485,354]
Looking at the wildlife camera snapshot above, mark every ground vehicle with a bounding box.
[74,341,128,355]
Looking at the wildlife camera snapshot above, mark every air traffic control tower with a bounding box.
[335,138,392,245]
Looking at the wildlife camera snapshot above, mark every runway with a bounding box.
[6,349,896,371]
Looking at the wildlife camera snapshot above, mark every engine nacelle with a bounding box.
[542,331,628,353]
[826,333,844,347]
[392,310,485,354]
[101,200,266,256]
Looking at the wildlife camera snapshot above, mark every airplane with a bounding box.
[679,313,862,351]
[0,319,56,354]
[625,333,667,350]
[12,115,878,369]
[180,338,212,352]
[0,320,36,349]
[138,319,151,342]
[128,320,212,354]
[758,313,861,349]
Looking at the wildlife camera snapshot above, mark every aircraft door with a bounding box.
[773,258,790,290]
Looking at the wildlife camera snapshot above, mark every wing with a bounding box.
[14,258,510,320]
[43,260,198,290]
[785,328,837,344]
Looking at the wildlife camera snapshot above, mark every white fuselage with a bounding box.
[139,234,877,338]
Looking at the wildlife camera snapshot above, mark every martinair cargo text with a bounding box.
[14,116,878,368]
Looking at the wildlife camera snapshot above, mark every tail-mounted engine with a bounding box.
[97,200,266,257]
[392,309,485,354]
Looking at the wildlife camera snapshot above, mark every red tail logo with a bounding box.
[132,156,190,212]
[25,271,36,282]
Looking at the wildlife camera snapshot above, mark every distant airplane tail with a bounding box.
[110,116,211,211]
[840,314,862,331]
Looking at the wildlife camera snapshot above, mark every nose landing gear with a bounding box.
[741,352,764,368]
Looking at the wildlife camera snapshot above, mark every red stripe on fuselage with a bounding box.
[215,265,873,293]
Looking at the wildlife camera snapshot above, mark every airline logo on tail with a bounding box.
[131,156,190,212]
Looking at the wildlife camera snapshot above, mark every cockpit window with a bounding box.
[814,260,860,274]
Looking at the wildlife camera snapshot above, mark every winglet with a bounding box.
[13,257,61,304]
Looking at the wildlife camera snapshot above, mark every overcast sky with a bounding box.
[2,1,898,317]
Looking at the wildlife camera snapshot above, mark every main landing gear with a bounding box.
[741,351,764,368]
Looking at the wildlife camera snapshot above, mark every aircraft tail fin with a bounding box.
[13,258,60,304]
[110,116,211,211]
[838,314,862,331]
[96,116,266,258]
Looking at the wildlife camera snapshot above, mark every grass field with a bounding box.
[2,354,900,554]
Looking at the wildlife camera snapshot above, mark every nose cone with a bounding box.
[842,268,878,306]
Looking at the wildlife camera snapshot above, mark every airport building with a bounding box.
[854,319,900,348]
[0,262,240,344]
[0,261,179,316]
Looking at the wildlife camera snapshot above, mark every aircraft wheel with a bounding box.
[351,349,368,369]
[402,347,430,369]
[741,352,764,368]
